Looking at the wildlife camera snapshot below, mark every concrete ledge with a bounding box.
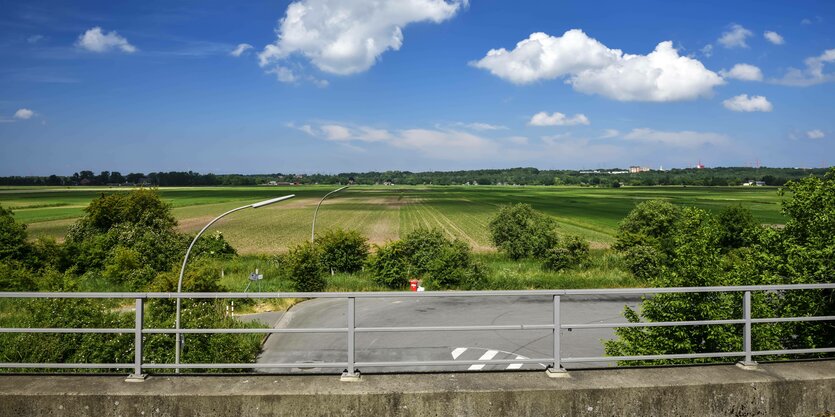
[1,361,834,416]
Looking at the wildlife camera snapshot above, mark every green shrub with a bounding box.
[613,200,682,252]
[0,204,31,263]
[488,203,559,260]
[316,228,369,273]
[366,241,410,289]
[542,235,590,272]
[622,244,663,280]
[367,228,485,289]
[285,242,326,292]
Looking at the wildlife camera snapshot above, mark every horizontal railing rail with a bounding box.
[0,283,833,380]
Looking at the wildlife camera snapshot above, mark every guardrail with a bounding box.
[1,284,834,380]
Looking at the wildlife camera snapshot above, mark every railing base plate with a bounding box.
[736,361,758,370]
[545,367,570,378]
[125,374,147,382]
[340,371,361,382]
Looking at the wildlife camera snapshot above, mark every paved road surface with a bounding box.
[256,295,640,374]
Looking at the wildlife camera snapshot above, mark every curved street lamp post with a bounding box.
[310,186,349,242]
[174,194,295,372]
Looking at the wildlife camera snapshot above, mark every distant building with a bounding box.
[742,180,766,186]
[629,166,650,173]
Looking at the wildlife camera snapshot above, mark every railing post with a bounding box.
[341,297,360,381]
[546,295,568,378]
[737,290,757,369]
[126,298,147,381]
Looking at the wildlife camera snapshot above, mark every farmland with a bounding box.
[0,185,785,255]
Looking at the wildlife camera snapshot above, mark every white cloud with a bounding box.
[259,0,466,77]
[14,108,34,119]
[230,43,253,57]
[701,44,713,58]
[507,136,528,145]
[623,128,728,148]
[722,94,773,112]
[472,29,723,102]
[529,111,590,126]
[294,122,498,159]
[267,66,298,83]
[763,31,784,45]
[27,35,44,44]
[76,27,136,53]
[457,122,507,131]
[718,24,753,48]
[720,63,763,81]
[774,49,835,86]
[600,129,620,139]
[807,129,825,139]
[801,18,812,25]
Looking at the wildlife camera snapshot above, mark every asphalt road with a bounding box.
[255,295,641,374]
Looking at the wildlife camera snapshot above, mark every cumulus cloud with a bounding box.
[807,129,825,139]
[718,24,753,48]
[471,29,723,102]
[701,44,713,58]
[763,31,784,45]
[76,27,136,53]
[774,49,835,86]
[293,122,498,159]
[14,108,35,120]
[722,94,773,112]
[720,63,763,81]
[623,128,728,148]
[529,111,590,126]
[230,43,253,57]
[258,0,466,77]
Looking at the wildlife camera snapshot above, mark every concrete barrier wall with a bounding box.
[1,361,834,417]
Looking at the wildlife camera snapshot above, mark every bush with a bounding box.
[316,228,369,273]
[0,204,31,263]
[366,241,410,289]
[622,244,663,280]
[613,200,682,252]
[488,203,559,260]
[542,235,590,272]
[285,242,326,292]
[367,228,485,289]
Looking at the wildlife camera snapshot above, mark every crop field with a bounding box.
[0,185,785,255]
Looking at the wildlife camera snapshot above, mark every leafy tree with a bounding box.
[613,200,682,252]
[67,189,176,241]
[542,235,590,272]
[316,228,369,273]
[285,242,326,292]
[488,203,559,260]
[366,241,410,289]
[716,205,759,250]
[367,228,485,289]
[0,204,30,262]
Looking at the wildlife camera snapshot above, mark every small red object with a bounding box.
[410,279,419,291]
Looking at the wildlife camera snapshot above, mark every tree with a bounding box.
[286,242,326,292]
[67,189,176,241]
[0,205,30,263]
[613,200,682,252]
[488,203,559,260]
[316,228,369,273]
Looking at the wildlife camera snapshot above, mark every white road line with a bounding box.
[451,347,468,360]
[468,350,498,371]
[507,356,525,370]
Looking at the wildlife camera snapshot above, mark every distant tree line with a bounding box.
[0,166,830,187]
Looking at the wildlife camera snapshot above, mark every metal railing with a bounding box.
[1,283,834,380]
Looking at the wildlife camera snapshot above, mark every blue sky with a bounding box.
[1,0,833,175]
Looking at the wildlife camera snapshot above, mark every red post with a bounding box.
[410,279,419,291]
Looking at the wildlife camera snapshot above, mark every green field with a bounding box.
[0,185,785,255]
